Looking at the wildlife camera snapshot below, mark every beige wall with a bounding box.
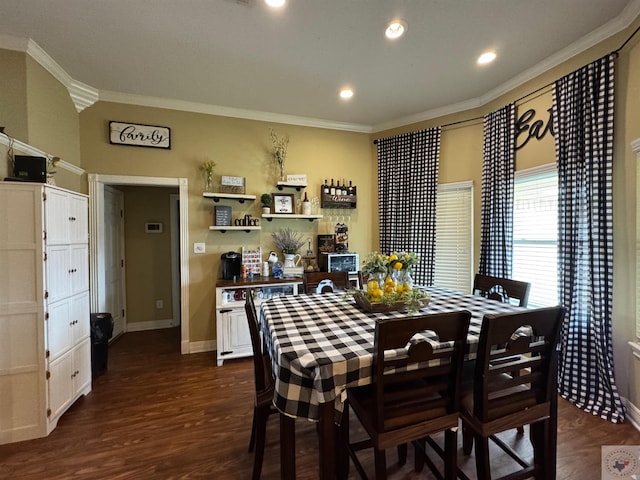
[0,49,28,143]
[79,102,374,342]
[121,185,177,326]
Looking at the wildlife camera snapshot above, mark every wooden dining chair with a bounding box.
[340,310,471,480]
[303,271,350,294]
[244,290,279,480]
[473,273,531,307]
[459,306,566,480]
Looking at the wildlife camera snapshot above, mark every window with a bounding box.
[513,164,558,307]
[434,181,473,292]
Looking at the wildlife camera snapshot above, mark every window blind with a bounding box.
[433,181,473,292]
[513,164,558,307]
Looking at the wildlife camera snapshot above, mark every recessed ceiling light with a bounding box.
[340,88,354,100]
[385,20,407,39]
[477,51,497,65]
[265,0,285,8]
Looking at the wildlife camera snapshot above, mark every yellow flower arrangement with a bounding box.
[200,160,217,191]
[352,250,428,312]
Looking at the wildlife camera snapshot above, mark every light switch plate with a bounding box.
[194,242,206,254]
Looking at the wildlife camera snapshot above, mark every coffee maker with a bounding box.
[220,252,242,280]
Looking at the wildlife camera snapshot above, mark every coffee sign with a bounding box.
[109,121,171,149]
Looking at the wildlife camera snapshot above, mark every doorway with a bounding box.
[88,174,191,354]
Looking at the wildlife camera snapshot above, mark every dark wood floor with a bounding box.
[1,327,639,479]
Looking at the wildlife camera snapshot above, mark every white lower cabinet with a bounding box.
[0,183,90,445]
[215,280,302,366]
[48,338,91,421]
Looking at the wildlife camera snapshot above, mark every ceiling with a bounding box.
[0,0,637,132]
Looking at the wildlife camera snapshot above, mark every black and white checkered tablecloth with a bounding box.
[258,286,524,421]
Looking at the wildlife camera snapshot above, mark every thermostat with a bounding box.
[145,222,163,233]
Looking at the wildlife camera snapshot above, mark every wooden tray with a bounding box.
[353,292,430,313]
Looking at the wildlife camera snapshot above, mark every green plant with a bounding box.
[271,228,306,255]
[261,193,272,207]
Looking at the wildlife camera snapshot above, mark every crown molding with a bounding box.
[3,0,640,134]
[97,90,372,133]
[0,34,98,113]
[0,133,85,175]
[372,0,640,133]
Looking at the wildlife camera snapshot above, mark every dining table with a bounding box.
[258,285,537,479]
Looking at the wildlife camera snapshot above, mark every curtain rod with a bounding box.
[373,22,640,146]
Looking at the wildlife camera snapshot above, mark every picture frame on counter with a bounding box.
[272,193,294,214]
[317,234,335,253]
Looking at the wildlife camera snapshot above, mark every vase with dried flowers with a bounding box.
[200,160,217,192]
[269,128,289,182]
[46,156,60,185]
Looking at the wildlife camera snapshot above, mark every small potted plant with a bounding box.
[261,193,272,214]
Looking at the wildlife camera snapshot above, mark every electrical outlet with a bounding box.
[194,242,206,254]
[156,300,163,309]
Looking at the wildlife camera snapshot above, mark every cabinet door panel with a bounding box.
[71,292,90,345]
[44,189,69,245]
[48,353,73,420]
[70,245,89,296]
[46,246,71,303]
[73,338,91,395]
[227,309,251,352]
[47,300,72,360]
[69,196,88,244]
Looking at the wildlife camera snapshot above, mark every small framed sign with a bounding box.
[317,234,335,253]
[272,193,294,214]
[109,121,171,149]
[219,175,246,194]
[214,206,232,226]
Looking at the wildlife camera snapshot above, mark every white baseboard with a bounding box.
[189,339,216,353]
[624,397,640,432]
[126,319,176,332]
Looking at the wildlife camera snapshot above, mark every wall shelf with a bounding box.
[209,225,261,233]
[262,213,322,222]
[276,182,307,191]
[203,192,256,203]
[320,193,357,209]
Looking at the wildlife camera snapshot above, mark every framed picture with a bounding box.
[317,234,335,253]
[109,121,171,149]
[272,193,294,214]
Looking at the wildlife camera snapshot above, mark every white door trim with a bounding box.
[88,174,191,354]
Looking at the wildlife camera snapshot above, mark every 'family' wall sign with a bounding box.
[109,121,171,149]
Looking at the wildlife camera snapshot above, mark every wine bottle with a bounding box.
[348,180,353,195]
[330,178,335,195]
[323,179,329,194]
[336,180,341,196]
[342,179,348,195]
[302,191,311,215]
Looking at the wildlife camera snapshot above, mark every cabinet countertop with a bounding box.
[216,276,303,288]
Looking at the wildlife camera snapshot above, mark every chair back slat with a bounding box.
[473,273,531,307]
[473,306,566,423]
[303,271,350,294]
[244,289,274,395]
[372,311,471,432]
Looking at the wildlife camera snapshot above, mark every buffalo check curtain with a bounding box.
[553,54,625,422]
[377,128,441,286]
[479,103,516,278]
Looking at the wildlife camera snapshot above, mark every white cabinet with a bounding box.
[0,183,91,445]
[215,279,302,366]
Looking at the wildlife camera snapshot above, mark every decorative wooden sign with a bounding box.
[220,175,246,194]
[515,108,554,150]
[109,121,171,149]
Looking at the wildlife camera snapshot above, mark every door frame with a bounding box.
[88,174,191,354]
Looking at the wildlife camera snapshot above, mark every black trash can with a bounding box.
[90,312,114,378]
